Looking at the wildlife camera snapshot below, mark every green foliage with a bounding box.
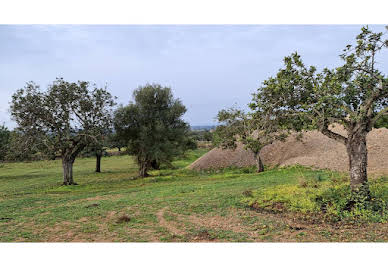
[10,78,116,160]
[213,107,287,172]
[250,26,388,194]
[106,132,127,151]
[188,130,213,142]
[10,78,116,184]
[0,125,10,161]
[214,107,287,153]
[374,113,388,128]
[251,26,388,139]
[114,84,191,176]
[4,130,43,161]
[245,174,388,223]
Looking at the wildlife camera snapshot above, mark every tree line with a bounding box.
[1,80,195,185]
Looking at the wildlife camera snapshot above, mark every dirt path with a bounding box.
[156,207,186,236]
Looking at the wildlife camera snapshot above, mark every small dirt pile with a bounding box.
[189,126,388,176]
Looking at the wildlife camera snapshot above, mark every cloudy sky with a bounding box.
[1,25,387,128]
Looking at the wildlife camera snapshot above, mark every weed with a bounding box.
[242,190,253,197]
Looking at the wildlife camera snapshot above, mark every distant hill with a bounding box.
[190,125,216,131]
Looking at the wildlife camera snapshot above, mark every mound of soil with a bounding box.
[189,125,388,176]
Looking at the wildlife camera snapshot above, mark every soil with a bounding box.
[189,125,388,175]
[156,207,186,236]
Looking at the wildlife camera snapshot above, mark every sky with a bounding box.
[1,24,387,128]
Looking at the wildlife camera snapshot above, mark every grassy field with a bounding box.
[0,149,387,242]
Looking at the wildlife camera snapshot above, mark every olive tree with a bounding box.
[114,84,190,177]
[0,125,10,161]
[214,107,286,172]
[4,130,40,161]
[83,137,109,173]
[10,78,116,185]
[107,132,126,152]
[251,26,388,197]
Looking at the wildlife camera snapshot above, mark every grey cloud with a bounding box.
[0,25,387,128]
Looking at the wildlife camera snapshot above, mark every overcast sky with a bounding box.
[1,25,387,128]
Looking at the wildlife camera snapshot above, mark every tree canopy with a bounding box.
[250,26,388,196]
[214,107,287,172]
[0,125,10,161]
[114,84,190,177]
[10,78,116,185]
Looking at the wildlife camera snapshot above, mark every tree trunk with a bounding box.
[151,159,160,170]
[118,147,121,152]
[62,157,76,185]
[96,153,101,173]
[139,161,149,177]
[346,131,370,197]
[253,152,264,173]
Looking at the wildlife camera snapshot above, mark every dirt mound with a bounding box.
[189,126,388,176]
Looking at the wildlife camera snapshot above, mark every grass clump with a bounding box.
[245,174,388,223]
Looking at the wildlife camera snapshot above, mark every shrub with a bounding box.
[245,174,388,223]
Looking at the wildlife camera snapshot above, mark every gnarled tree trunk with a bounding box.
[346,130,370,196]
[139,161,149,177]
[62,157,76,185]
[61,143,86,185]
[253,152,264,173]
[138,155,150,177]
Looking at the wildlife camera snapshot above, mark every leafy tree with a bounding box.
[188,130,213,142]
[114,84,190,177]
[107,132,126,152]
[5,130,42,161]
[82,136,109,173]
[250,26,388,197]
[10,78,116,185]
[213,107,286,172]
[0,125,10,161]
[185,136,198,150]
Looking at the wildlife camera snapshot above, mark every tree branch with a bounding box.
[320,124,348,145]
[371,106,388,126]
[365,80,384,118]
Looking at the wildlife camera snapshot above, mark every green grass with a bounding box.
[244,171,388,224]
[1,149,388,242]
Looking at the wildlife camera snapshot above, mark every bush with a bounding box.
[245,174,388,223]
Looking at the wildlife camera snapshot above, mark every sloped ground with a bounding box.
[189,126,388,176]
[1,150,388,242]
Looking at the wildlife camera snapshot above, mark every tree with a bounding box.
[83,137,108,173]
[10,78,116,185]
[250,26,388,197]
[0,125,10,161]
[107,132,126,152]
[114,84,190,177]
[5,130,42,161]
[188,129,213,142]
[213,107,286,172]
